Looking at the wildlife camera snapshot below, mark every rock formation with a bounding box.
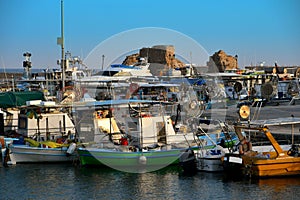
[122,53,139,66]
[207,50,238,72]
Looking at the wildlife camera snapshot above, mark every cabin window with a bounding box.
[18,117,27,129]
[156,122,166,143]
[127,122,138,131]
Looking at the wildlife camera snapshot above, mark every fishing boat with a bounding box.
[196,146,226,172]
[223,117,300,178]
[179,119,238,173]
[195,122,237,172]
[4,101,78,164]
[8,138,77,164]
[74,99,199,173]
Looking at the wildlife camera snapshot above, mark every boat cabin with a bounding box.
[17,101,75,140]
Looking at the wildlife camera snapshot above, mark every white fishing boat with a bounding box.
[180,120,237,173]
[4,101,78,165]
[8,138,77,164]
[196,146,226,172]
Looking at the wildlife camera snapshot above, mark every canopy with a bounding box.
[250,117,300,126]
[0,91,45,108]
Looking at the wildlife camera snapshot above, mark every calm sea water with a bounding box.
[1,164,299,200]
[0,68,43,73]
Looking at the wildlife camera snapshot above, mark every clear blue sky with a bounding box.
[1,0,300,69]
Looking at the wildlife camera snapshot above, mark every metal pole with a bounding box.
[11,75,15,92]
[102,55,105,71]
[292,124,294,144]
[139,103,143,150]
[61,0,65,91]
[46,117,50,140]
[63,114,66,136]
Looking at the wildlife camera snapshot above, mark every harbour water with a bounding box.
[1,163,299,200]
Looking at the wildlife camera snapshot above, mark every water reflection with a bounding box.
[254,176,300,192]
[1,164,299,200]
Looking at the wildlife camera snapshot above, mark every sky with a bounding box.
[0,0,300,70]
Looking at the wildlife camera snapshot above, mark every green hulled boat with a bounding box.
[74,100,197,173]
[78,146,186,173]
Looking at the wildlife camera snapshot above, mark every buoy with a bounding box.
[139,155,147,165]
[66,143,76,157]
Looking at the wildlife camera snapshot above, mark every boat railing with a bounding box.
[20,126,75,137]
[4,124,18,132]
[251,139,293,146]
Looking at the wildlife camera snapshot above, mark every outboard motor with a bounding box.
[179,149,197,174]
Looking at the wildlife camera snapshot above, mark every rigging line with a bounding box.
[198,125,217,147]
[1,56,9,84]
[251,100,261,121]
[251,100,260,121]
[251,103,257,121]
[1,56,18,105]
[252,101,261,121]
[255,101,263,120]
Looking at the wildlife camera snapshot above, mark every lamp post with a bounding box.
[23,52,32,80]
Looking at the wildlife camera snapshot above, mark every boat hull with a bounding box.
[243,156,300,177]
[8,145,76,164]
[179,149,197,174]
[78,147,185,172]
[223,153,244,176]
[197,156,224,172]
[224,152,300,177]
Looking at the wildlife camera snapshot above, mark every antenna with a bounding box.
[1,56,9,87]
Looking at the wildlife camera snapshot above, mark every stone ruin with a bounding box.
[122,47,239,75]
[122,45,185,76]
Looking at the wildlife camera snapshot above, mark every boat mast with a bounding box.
[139,103,143,150]
[57,0,65,91]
